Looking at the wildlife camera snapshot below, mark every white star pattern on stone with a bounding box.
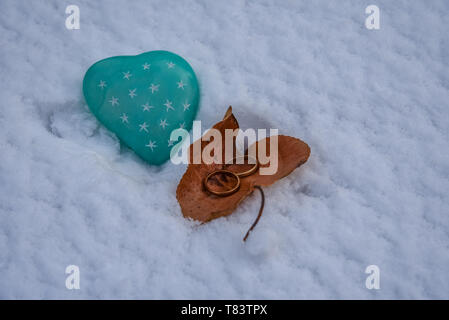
[145,140,157,151]
[109,96,119,106]
[98,80,107,89]
[159,119,169,129]
[164,100,174,112]
[183,102,190,111]
[128,88,137,98]
[149,83,159,93]
[168,139,175,147]
[141,103,154,112]
[167,62,175,69]
[177,80,186,90]
[123,71,132,80]
[120,113,129,123]
[142,62,150,70]
[179,122,185,129]
[139,122,149,132]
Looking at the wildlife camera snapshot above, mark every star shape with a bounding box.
[168,139,175,147]
[167,62,175,69]
[149,83,159,94]
[123,71,132,80]
[142,62,150,70]
[98,80,107,89]
[142,103,154,112]
[109,96,119,106]
[139,122,149,132]
[145,140,157,151]
[177,80,186,90]
[183,102,190,111]
[159,119,169,129]
[179,122,185,129]
[120,113,129,123]
[164,99,174,112]
[128,88,137,98]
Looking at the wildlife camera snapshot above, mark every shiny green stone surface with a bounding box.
[83,50,199,165]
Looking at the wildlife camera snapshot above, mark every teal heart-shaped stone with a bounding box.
[83,50,199,165]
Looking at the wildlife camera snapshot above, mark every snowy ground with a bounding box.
[1,0,449,299]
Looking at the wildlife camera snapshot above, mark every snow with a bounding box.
[1,0,449,299]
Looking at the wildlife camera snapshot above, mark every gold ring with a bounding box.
[224,155,259,177]
[203,170,241,197]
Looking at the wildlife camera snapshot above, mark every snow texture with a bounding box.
[1,0,449,299]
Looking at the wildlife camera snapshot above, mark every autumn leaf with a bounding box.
[176,106,311,238]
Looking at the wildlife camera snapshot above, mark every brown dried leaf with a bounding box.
[245,135,311,187]
[188,106,239,167]
[176,107,311,223]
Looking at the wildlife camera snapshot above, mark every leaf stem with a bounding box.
[243,186,265,242]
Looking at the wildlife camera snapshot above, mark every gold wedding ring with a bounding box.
[203,170,241,197]
[203,156,259,197]
[224,155,259,177]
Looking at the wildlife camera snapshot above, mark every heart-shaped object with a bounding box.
[83,50,200,165]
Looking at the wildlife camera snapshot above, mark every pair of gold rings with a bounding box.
[203,155,259,197]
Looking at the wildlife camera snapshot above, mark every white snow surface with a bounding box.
[1,0,449,299]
